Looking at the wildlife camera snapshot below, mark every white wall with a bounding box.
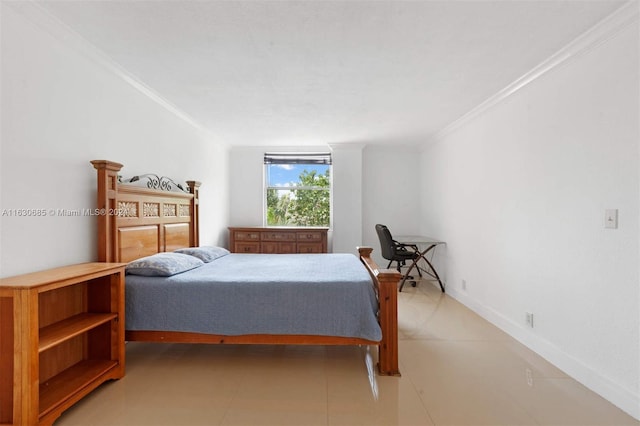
[361,145,423,267]
[330,144,363,254]
[0,4,230,277]
[419,17,639,418]
[228,147,268,229]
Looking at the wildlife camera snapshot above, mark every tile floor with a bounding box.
[56,281,638,425]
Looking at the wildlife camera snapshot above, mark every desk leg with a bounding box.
[398,266,415,292]
[422,255,445,293]
[399,245,445,293]
[399,244,432,292]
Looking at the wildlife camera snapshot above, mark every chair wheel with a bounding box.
[411,282,417,287]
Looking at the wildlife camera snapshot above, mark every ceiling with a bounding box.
[34,0,625,147]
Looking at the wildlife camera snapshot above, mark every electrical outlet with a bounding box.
[461,279,467,291]
[525,312,534,328]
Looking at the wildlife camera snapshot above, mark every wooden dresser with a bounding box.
[229,227,328,254]
[0,262,126,425]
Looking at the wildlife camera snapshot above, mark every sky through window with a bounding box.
[267,164,330,187]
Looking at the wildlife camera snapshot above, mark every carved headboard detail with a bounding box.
[91,160,200,263]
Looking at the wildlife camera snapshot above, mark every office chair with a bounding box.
[375,224,422,291]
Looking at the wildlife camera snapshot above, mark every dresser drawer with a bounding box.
[296,231,324,242]
[262,242,296,254]
[234,242,261,253]
[233,231,260,241]
[261,232,296,242]
[297,243,324,253]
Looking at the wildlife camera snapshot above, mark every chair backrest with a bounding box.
[375,224,396,261]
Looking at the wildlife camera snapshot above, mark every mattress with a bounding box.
[124,253,382,341]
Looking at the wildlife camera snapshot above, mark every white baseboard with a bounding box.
[447,287,640,421]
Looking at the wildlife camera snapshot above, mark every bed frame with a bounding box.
[91,160,401,376]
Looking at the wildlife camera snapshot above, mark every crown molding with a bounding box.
[5,1,221,143]
[430,0,639,143]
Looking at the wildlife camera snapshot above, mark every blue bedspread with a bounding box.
[125,253,382,341]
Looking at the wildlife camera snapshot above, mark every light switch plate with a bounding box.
[605,209,618,229]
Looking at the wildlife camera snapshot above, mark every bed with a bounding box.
[91,160,401,375]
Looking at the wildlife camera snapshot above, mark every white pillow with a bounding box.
[174,246,230,263]
[126,252,204,276]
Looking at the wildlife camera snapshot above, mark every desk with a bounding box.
[395,236,445,292]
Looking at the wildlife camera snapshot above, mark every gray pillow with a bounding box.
[126,252,204,276]
[174,246,230,263]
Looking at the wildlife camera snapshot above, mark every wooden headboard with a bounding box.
[91,160,200,263]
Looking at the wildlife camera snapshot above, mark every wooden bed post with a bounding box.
[91,160,123,262]
[358,247,401,376]
[186,181,201,247]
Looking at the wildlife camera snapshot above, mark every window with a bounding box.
[264,152,332,227]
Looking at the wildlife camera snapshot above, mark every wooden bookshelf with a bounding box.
[0,263,126,426]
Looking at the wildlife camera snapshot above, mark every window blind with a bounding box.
[264,152,332,165]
